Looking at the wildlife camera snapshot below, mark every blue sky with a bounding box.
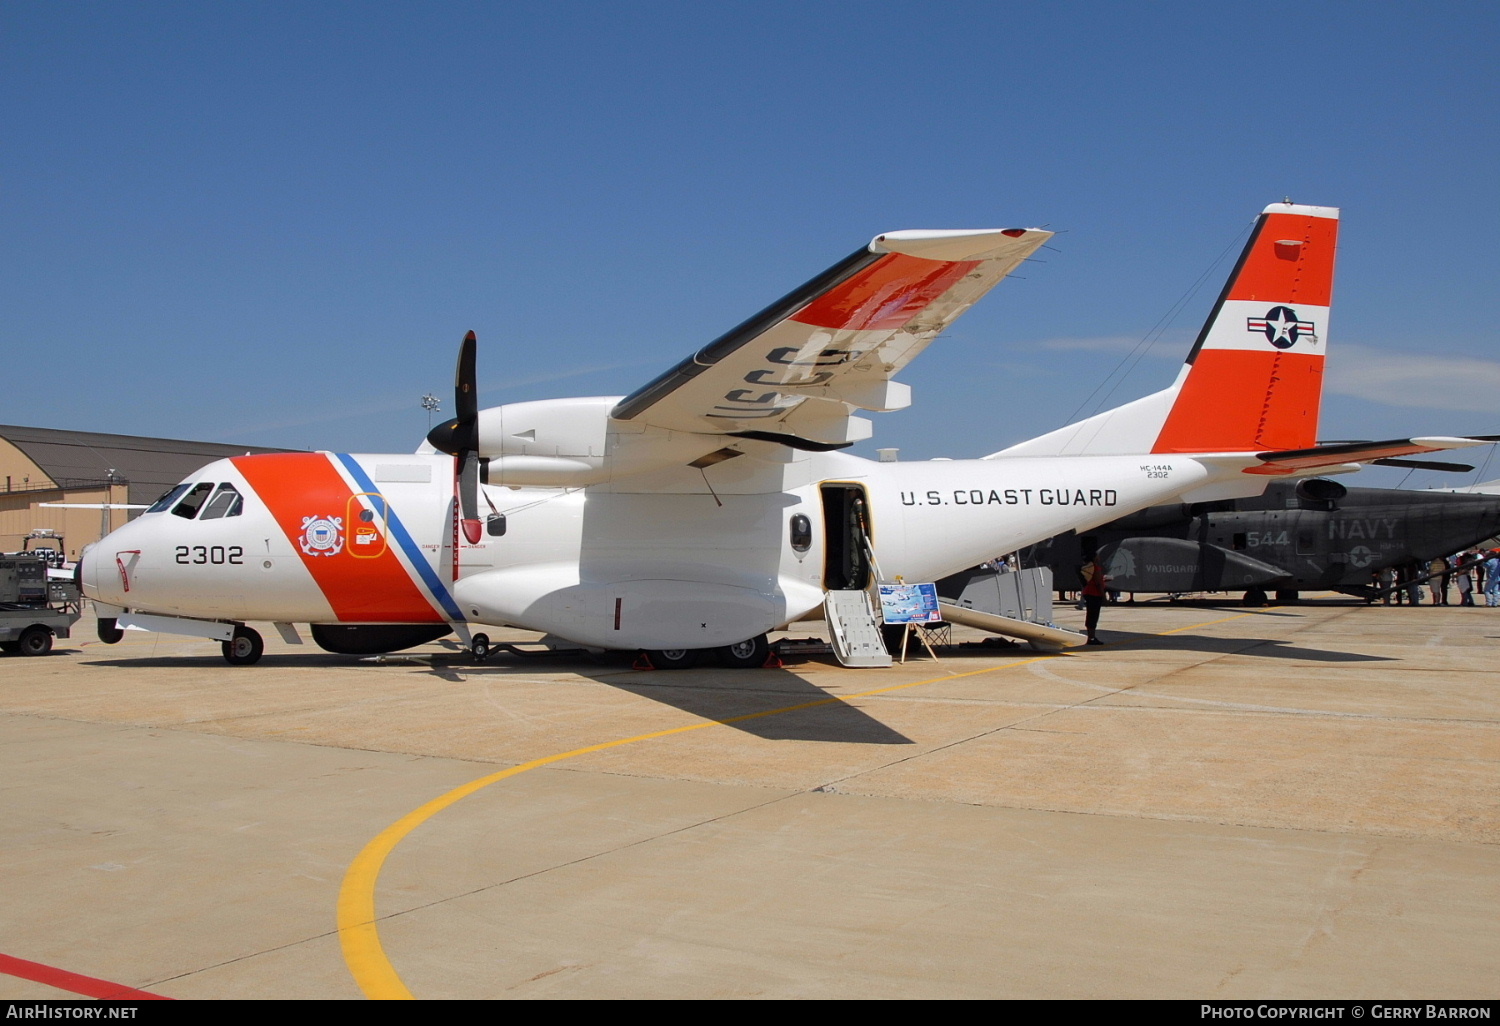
[6,1,1498,487]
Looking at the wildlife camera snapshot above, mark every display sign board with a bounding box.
[878,582,942,624]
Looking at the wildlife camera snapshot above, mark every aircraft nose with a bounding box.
[77,542,96,599]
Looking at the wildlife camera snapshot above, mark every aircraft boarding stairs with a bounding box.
[818,505,1083,667]
[822,525,893,667]
[822,588,893,667]
[823,560,1087,667]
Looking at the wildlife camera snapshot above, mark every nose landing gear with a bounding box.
[471,633,491,662]
[221,625,264,665]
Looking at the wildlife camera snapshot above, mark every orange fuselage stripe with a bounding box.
[233,454,444,623]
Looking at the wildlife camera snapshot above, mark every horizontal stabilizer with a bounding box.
[1246,437,1489,475]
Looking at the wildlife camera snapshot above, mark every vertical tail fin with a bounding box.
[1151,202,1338,453]
[988,202,1339,459]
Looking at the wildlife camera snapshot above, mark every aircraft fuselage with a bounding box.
[82,447,1224,650]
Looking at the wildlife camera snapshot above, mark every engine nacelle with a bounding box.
[475,397,617,459]
[464,396,618,486]
[1296,477,1347,504]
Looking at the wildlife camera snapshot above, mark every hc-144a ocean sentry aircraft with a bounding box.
[77,203,1488,667]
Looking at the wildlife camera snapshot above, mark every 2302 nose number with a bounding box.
[175,545,244,565]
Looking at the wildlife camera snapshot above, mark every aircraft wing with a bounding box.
[611,227,1052,448]
[1243,436,1494,475]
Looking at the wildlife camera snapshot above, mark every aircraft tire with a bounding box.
[221,626,264,666]
[715,635,769,669]
[471,633,491,662]
[645,648,697,670]
[17,626,53,657]
[97,618,124,644]
[1243,589,1269,607]
[1274,589,1299,603]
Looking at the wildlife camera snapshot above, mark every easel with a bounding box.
[897,620,944,663]
[877,579,947,664]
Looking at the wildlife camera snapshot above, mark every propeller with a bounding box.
[426,331,485,545]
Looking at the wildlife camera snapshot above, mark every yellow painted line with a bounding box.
[1151,610,1264,636]
[337,608,1272,999]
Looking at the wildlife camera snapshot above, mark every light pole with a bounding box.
[421,394,441,431]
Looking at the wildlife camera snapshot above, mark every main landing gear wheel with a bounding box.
[221,626,264,666]
[471,633,491,662]
[645,648,698,670]
[17,626,54,657]
[716,635,769,669]
[97,617,124,644]
[1243,588,1269,607]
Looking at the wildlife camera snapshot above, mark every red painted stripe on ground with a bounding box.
[0,952,171,1000]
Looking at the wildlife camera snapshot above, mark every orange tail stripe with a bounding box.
[1226,211,1337,307]
[1153,350,1324,453]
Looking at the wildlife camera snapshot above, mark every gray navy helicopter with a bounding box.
[1019,474,1500,604]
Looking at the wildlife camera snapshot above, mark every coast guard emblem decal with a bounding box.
[300,515,344,556]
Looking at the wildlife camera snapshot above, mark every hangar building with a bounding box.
[0,425,295,559]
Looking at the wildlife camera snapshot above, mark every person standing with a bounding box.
[1079,553,1109,646]
[1429,556,1451,605]
[1455,552,1475,607]
[1403,561,1424,606]
[1486,551,1500,608]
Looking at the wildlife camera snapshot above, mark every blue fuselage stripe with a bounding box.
[335,454,465,622]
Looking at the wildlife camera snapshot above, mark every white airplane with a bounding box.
[77,202,1484,667]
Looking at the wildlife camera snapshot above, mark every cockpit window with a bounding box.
[171,482,215,519]
[199,483,244,520]
[146,483,192,514]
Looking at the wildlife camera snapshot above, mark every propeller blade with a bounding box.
[429,331,485,547]
[459,450,482,544]
[426,330,481,455]
[456,330,478,425]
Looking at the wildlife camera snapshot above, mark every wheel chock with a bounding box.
[632,652,655,670]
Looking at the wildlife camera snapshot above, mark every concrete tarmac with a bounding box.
[1,599,1496,999]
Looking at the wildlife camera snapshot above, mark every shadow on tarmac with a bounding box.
[1086,631,1394,661]
[79,644,914,744]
